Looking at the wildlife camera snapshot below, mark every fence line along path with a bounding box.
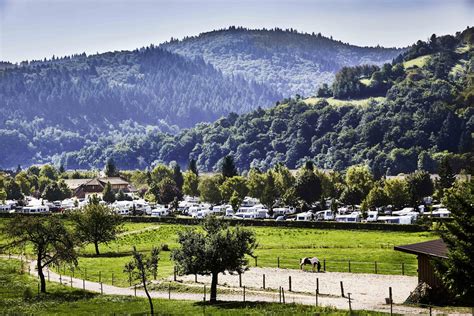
[1,255,446,315]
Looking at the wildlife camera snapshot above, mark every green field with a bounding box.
[0,218,435,287]
[0,259,387,315]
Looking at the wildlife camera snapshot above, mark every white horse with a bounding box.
[300,257,321,272]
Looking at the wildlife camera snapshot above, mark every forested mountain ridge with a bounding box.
[61,28,473,175]
[0,46,280,130]
[0,45,281,168]
[161,27,404,96]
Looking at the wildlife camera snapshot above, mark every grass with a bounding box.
[403,55,431,69]
[0,258,389,315]
[1,219,436,287]
[303,96,385,107]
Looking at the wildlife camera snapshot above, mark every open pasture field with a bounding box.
[0,219,435,287]
[0,259,388,315]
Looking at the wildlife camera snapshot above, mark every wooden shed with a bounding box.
[394,239,447,289]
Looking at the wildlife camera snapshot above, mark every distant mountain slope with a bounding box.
[62,28,473,174]
[161,27,404,96]
[0,46,280,131]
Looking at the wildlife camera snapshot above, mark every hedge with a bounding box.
[0,213,428,232]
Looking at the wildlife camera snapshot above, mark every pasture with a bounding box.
[0,218,435,287]
[0,259,389,315]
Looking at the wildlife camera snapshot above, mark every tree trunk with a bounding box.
[94,241,100,255]
[37,256,46,293]
[142,277,154,315]
[210,271,218,303]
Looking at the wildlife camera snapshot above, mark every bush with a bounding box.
[161,244,170,251]
[23,287,34,301]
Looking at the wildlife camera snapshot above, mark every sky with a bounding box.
[1,0,473,63]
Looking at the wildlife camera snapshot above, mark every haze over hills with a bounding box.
[162,27,403,96]
[60,28,474,175]
[0,28,405,168]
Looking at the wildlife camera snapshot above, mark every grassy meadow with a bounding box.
[0,218,436,287]
[0,258,389,315]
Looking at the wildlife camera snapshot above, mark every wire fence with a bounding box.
[7,255,459,316]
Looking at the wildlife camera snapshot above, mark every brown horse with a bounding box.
[300,257,321,272]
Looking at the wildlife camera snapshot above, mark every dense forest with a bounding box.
[0,28,403,169]
[1,28,472,173]
[59,28,474,175]
[162,26,402,96]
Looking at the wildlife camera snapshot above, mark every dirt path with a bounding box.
[2,256,463,315]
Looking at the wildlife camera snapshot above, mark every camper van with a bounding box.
[296,211,313,221]
[315,210,334,221]
[151,207,169,217]
[366,211,378,222]
[335,212,361,223]
[378,215,413,224]
[22,205,50,214]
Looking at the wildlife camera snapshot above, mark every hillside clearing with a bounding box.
[403,55,431,69]
[303,96,385,107]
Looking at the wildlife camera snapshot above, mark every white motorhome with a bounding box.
[378,215,413,225]
[335,212,361,223]
[22,205,50,214]
[273,207,295,217]
[151,207,169,217]
[315,210,334,221]
[432,208,450,218]
[192,208,211,219]
[366,211,378,222]
[0,204,11,212]
[296,211,313,221]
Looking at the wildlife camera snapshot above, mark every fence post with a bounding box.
[348,293,352,312]
[389,287,393,316]
[340,281,345,297]
[243,285,246,302]
[263,274,265,289]
[323,259,326,271]
[239,272,242,287]
[100,282,103,294]
[195,274,197,283]
[134,285,137,297]
[83,278,85,290]
[255,256,258,267]
[375,261,378,274]
[279,286,282,303]
[348,260,351,273]
[282,287,286,304]
[402,263,405,275]
[173,266,177,281]
[289,276,292,292]
[316,277,319,294]
[99,271,101,283]
[203,285,206,302]
[315,288,318,306]
[429,305,432,316]
[70,275,73,287]
[59,274,62,284]
[277,257,280,268]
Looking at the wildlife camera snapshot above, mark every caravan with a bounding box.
[296,212,313,221]
[335,212,361,223]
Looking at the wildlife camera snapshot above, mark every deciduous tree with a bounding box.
[2,216,77,293]
[72,203,122,255]
[172,217,257,303]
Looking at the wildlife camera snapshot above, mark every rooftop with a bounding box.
[394,239,448,259]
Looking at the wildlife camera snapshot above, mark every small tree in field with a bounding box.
[125,246,160,315]
[2,216,77,293]
[172,217,257,303]
[72,203,122,255]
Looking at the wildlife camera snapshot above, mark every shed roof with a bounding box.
[98,177,129,185]
[394,239,448,259]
